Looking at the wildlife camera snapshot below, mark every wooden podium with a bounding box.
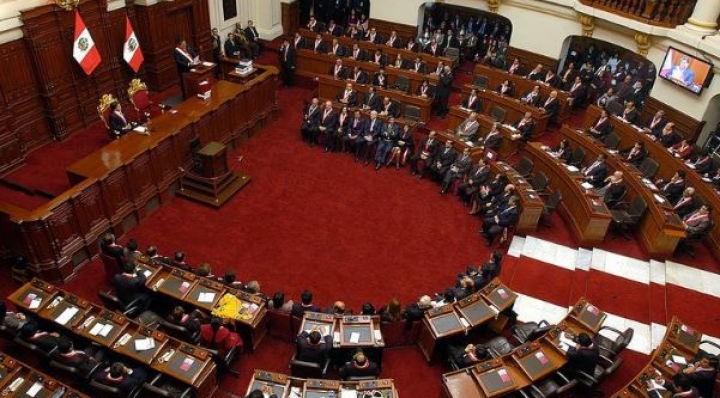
[182,62,216,99]
[177,141,250,208]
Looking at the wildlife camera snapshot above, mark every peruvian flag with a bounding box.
[123,16,144,73]
[72,10,102,75]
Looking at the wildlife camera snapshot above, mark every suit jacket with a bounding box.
[244,26,260,42]
[566,345,600,376]
[363,117,383,139]
[495,205,519,227]
[336,89,357,107]
[311,40,327,53]
[405,304,430,322]
[481,131,502,150]
[450,154,473,175]
[662,180,685,204]
[365,33,382,44]
[406,42,420,52]
[109,112,130,134]
[463,96,482,112]
[347,116,366,138]
[544,74,560,88]
[224,40,239,57]
[329,64,347,79]
[340,361,378,379]
[522,91,542,107]
[527,70,545,81]
[372,73,388,88]
[456,119,480,141]
[291,303,322,318]
[336,113,351,135]
[113,273,147,305]
[602,182,626,207]
[417,84,435,99]
[386,36,402,48]
[620,108,640,125]
[302,103,321,130]
[349,48,366,61]
[418,137,440,160]
[327,43,346,57]
[435,147,458,169]
[318,109,337,134]
[410,61,426,74]
[363,92,382,112]
[279,46,297,68]
[466,165,491,187]
[371,53,388,67]
[94,368,148,393]
[514,118,535,140]
[542,98,560,118]
[646,117,667,137]
[684,211,711,236]
[292,37,306,50]
[379,123,399,142]
[658,132,681,148]
[325,24,342,36]
[348,70,368,84]
[381,101,400,118]
[673,196,696,219]
[174,47,195,74]
[584,161,608,187]
[590,116,612,137]
[424,44,442,57]
[625,147,646,166]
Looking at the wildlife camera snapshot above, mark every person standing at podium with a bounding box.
[174,39,197,98]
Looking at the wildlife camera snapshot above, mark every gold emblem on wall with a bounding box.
[634,32,652,57]
[579,13,595,37]
[487,0,500,13]
[55,0,80,11]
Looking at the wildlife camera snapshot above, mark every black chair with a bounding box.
[540,189,562,228]
[49,356,103,381]
[98,291,143,318]
[531,172,550,196]
[609,196,648,239]
[513,156,534,179]
[473,75,489,89]
[486,336,515,358]
[601,132,620,150]
[288,350,331,378]
[675,218,714,258]
[603,185,626,210]
[569,147,586,168]
[89,379,142,398]
[0,321,18,340]
[489,106,507,123]
[206,345,241,378]
[12,336,56,363]
[392,75,410,92]
[444,47,460,66]
[638,157,659,179]
[158,320,200,344]
[403,106,422,124]
[595,326,633,358]
[512,320,553,344]
[698,339,720,360]
[526,371,578,398]
[143,374,192,398]
[573,355,624,396]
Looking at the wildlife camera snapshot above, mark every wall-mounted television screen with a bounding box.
[659,47,713,95]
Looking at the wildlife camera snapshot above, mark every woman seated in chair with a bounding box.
[448,343,491,368]
[551,139,572,163]
[386,124,414,169]
[200,316,243,357]
[93,361,148,393]
[108,103,134,139]
[378,298,404,323]
[166,306,205,335]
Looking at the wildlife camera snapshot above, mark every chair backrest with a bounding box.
[531,171,549,192]
[603,132,620,150]
[97,94,117,129]
[627,196,648,219]
[393,75,409,92]
[128,78,150,113]
[515,156,534,177]
[379,320,407,348]
[101,253,121,284]
[489,106,506,123]
[266,309,293,342]
[570,147,586,166]
[639,157,659,179]
[289,358,324,378]
[444,47,460,65]
[546,189,562,211]
[613,328,634,353]
[473,75,489,89]
[606,99,623,116]
[403,105,422,122]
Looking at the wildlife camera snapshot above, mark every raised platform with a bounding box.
[177,171,251,208]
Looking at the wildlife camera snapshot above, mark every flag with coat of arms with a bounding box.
[123,15,144,73]
[72,10,102,75]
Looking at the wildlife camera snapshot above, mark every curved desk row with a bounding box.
[525,142,612,246]
[447,105,521,160]
[558,125,686,258]
[585,105,720,260]
[8,278,218,398]
[0,350,88,398]
[441,298,607,398]
[247,369,399,398]
[460,85,550,135]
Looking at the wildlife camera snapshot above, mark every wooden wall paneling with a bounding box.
[213,100,233,144]
[134,5,175,90]
[45,200,85,280]
[18,219,58,273]
[196,111,213,145]
[70,181,110,248]
[506,47,559,74]
[233,89,250,144]
[0,134,24,174]
[641,97,705,142]
[369,18,417,42]
[100,167,136,233]
[150,138,180,192]
[282,0,300,36]
[126,152,157,220]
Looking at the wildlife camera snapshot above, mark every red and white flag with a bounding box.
[123,16,144,73]
[72,10,101,75]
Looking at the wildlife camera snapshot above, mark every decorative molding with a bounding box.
[487,0,499,13]
[634,31,651,56]
[579,13,594,37]
[54,0,80,11]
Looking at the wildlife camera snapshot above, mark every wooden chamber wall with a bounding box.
[0,0,212,175]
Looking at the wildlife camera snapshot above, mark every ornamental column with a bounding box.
[247,0,283,40]
[685,0,720,34]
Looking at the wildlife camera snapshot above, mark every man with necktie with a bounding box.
[481,196,520,245]
[441,147,472,194]
[410,130,440,177]
[278,38,296,87]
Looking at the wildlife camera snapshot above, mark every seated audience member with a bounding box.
[348,43,365,61]
[459,159,491,205]
[481,251,504,282]
[543,69,560,88]
[520,85,542,106]
[361,302,376,316]
[417,78,434,99]
[410,56,426,73]
[513,112,536,141]
[582,153,609,188]
[624,141,647,166]
[195,262,214,278]
[296,329,332,364]
[643,109,667,137]
[200,316,243,356]
[496,79,513,97]
[681,354,719,398]
[683,205,712,237]
[311,33,327,53]
[113,262,151,310]
[268,291,294,313]
[566,76,587,109]
[93,361,148,393]
[166,306,205,335]
[526,63,544,81]
[122,238,142,265]
[329,58,346,79]
[456,112,480,142]
[145,245,165,262]
[108,102,134,137]
[340,351,379,379]
[327,301,349,315]
[441,148,472,194]
[246,390,278,398]
[344,109,365,154]
[327,37,344,56]
[318,100,338,151]
[552,139,572,162]
[655,123,681,148]
[469,173,509,215]
[453,277,475,300]
[540,91,560,121]
[172,251,192,271]
[596,87,615,108]
[243,280,262,295]
[292,290,322,317]
[507,58,521,75]
[673,187,697,218]
[658,170,686,205]
[19,321,60,352]
[462,88,482,112]
[362,86,382,112]
[428,140,457,182]
[336,83,357,107]
[372,68,388,88]
[588,109,612,138]
[371,49,387,67]
[618,100,640,125]
[357,111,382,165]
[410,130,440,178]
[379,97,399,118]
[477,122,502,152]
[671,139,694,161]
[481,196,519,245]
[374,116,399,170]
[600,171,626,209]
[301,97,321,146]
[221,271,244,288]
[55,337,104,373]
[378,298,404,323]
[670,374,701,398]
[348,66,368,84]
[1,301,27,332]
[387,124,414,169]
[690,151,713,175]
[101,233,124,262]
[405,295,432,322]
[564,333,600,376]
[448,343,491,368]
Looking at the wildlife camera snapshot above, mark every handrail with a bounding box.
[579,0,697,28]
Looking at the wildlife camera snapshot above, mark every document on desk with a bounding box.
[580,182,594,190]
[565,165,579,172]
[142,269,152,278]
[29,297,42,310]
[653,194,666,204]
[288,387,302,398]
[56,307,79,325]
[133,126,147,133]
[349,332,361,343]
[198,292,216,303]
[341,390,358,398]
[671,355,687,365]
[89,322,105,336]
[374,329,383,341]
[26,382,43,397]
[134,337,156,351]
[99,323,114,337]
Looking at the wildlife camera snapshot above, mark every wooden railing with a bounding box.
[579,0,697,27]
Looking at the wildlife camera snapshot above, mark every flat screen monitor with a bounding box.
[658,47,713,95]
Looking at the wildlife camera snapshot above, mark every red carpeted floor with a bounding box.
[1,46,720,397]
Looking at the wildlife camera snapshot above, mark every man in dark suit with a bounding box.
[673,187,697,218]
[279,39,297,87]
[659,170,686,205]
[424,39,442,57]
[520,85,542,107]
[405,38,420,52]
[410,130,440,177]
[481,196,519,245]
[349,43,365,61]
[436,66,453,117]
[370,49,387,67]
[385,31,402,48]
[462,88,482,112]
[292,32,306,50]
[513,112,536,141]
[441,147,472,194]
[291,290,322,317]
[93,362,148,393]
[362,87,382,112]
[618,100,640,125]
[329,58,347,79]
[417,79,435,99]
[347,66,368,84]
[55,337,103,374]
[567,76,587,109]
[318,101,338,151]
[588,109,612,139]
[372,68,388,88]
[19,322,59,353]
[683,205,712,237]
[541,90,560,121]
[301,98,321,144]
[643,109,667,137]
[340,351,379,379]
[325,19,343,36]
[336,83,357,107]
[405,295,432,322]
[526,64,545,81]
[582,153,609,188]
[379,97,399,118]
[174,38,197,98]
[459,159,490,204]
[683,354,719,398]
[244,20,263,57]
[327,38,345,57]
[600,171,626,209]
[344,110,365,154]
[365,27,382,44]
[224,33,240,58]
[357,110,383,165]
[311,33,327,53]
[565,333,600,376]
[297,330,332,365]
[113,262,151,310]
[107,103,133,138]
[478,122,502,151]
[410,56,426,73]
[211,28,222,76]
[543,70,560,88]
[429,140,457,182]
[374,117,399,170]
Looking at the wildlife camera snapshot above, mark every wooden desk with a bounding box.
[460,85,550,134]
[446,105,522,159]
[0,351,89,398]
[417,304,467,363]
[525,142,611,246]
[472,64,571,123]
[9,279,218,398]
[316,75,433,122]
[299,312,336,338]
[585,105,720,261]
[304,378,341,398]
[480,280,518,313]
[247,370,401,398]
[558,125,686,258]
[182,63,215,99]
[246,370,291,398]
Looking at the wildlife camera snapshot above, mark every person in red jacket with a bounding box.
[200,316,242,356]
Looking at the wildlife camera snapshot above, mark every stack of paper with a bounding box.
[134,337,156,351]
[198,292,216,303]
[56,307,79,325]
[349,332,361,343]
[89,323,113,337]
[26,382,43,397]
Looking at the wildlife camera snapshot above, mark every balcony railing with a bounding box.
[579,0,697,28]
